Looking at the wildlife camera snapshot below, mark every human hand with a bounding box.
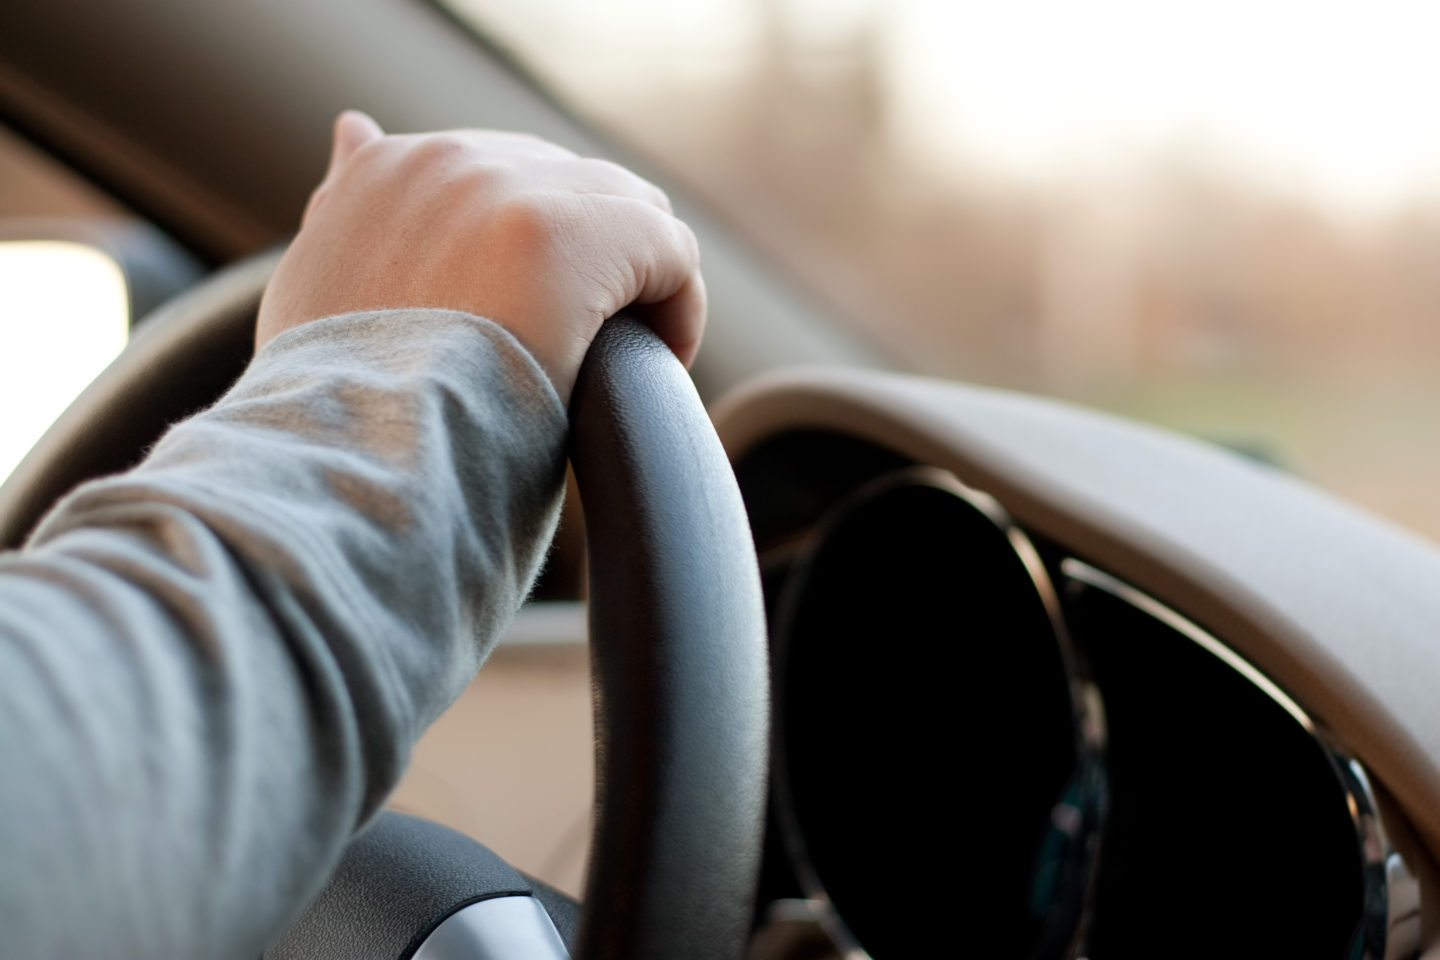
[256,111,705,402]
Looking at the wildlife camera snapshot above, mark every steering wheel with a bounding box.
[0,252,771,960]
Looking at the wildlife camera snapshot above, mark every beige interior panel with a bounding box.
[714,367,1440,876]
[388,604,594,898]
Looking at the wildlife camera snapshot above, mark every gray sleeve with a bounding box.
[0,308,568,960]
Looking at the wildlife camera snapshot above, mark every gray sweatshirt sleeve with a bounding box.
[0,308,568,959]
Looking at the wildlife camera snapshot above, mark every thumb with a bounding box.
[325,110,384,180]
[304,110,384,225]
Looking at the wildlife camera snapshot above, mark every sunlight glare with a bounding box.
[0,241,128,483]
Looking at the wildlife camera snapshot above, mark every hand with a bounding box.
[256,111,705,402]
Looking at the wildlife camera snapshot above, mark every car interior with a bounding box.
[2,1,1439,958]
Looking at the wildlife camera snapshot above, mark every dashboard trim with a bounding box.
[715,367,1440,916]
[1063,559,1415,959]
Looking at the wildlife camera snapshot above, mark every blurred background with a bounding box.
[446,0,1440,541]
[1,0,1437,542]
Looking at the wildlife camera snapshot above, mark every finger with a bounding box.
[391,128,578,162]
[627,212,706,367]
[519,159,672,213]
[458,129,578,160]
[577,158,672,213]
[636,270,707,368]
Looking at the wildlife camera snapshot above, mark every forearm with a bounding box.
[0,309,566,959]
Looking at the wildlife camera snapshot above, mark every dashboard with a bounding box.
[723,410,1428,958]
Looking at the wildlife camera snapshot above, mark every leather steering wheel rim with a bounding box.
[0,252,771,960]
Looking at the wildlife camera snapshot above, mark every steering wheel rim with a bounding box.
[0,254,771,960]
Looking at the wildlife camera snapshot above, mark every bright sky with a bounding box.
[0,242,127,482]
[884,0,1440,212]
[456,0,1440,214]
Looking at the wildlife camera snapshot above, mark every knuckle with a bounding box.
[672,217,700,261]
[514,131,577,157]
[485,194,569,253]
[407,132,470,167]
[344,133,393,172]
[588,158,672,209]
[583,157,631,181]
[629,198,671,237]
[635,202,696,260]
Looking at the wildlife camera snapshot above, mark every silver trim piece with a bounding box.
[411,895,570,960]
[1061,559,1415,960]
[913,467,1106,754]
[1059,561,1311,732]
[773,467,1107,960]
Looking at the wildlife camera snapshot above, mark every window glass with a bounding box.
[445,0,1440,542]
[0,125,131,485]
[0,241,129,480]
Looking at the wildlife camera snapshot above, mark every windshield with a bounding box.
[445,0,1440,543]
